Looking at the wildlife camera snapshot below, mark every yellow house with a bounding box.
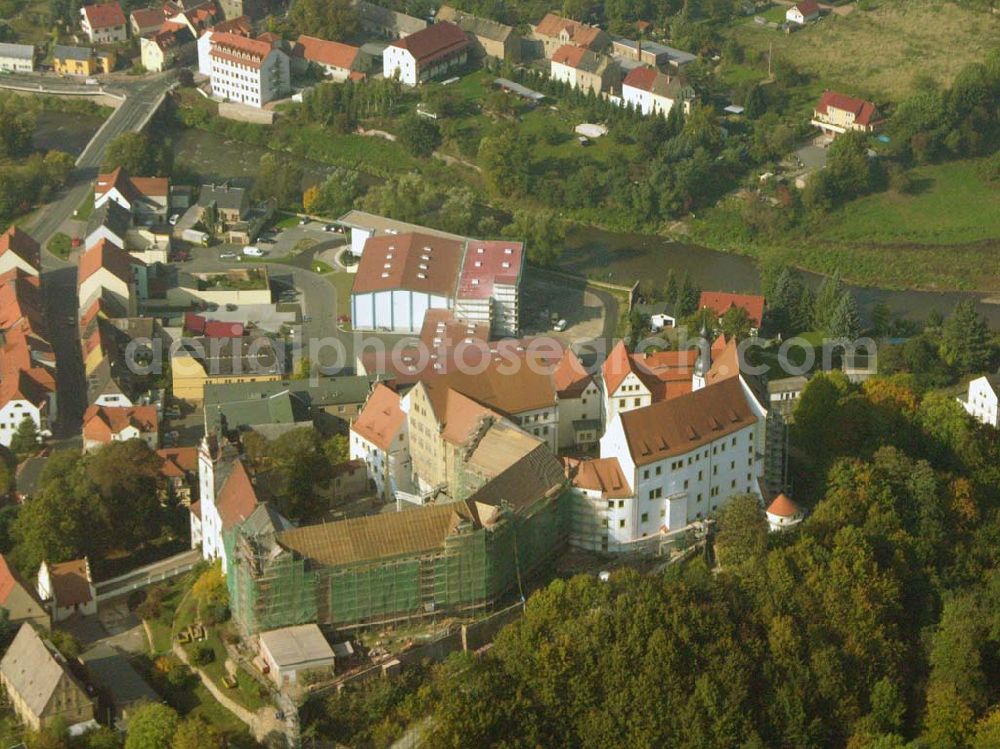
[171,335,283,404]
[52,45,114,76]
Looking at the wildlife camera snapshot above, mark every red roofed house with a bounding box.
[0,554,49,630]
[621,66,696,119]
[94,167,170,225]
[140,20,195,72]
[82,404,159,451]
[766,492,804,531]
[293,35,366,82]
[37,558,97,622]
[698,291,766,335]
[531,12,610,59]
[208,32,289,108]
[811,90,881,136]
[382,21,469,87]
[565,456,631,551]
[80,3,128,43]
[130,7,165,36]
[601,339,698,423]
[158,446,198,503]
[0,226,41,277]
[786,0,819,25]
[196,15,252,76]
[350,383,408,500]
[77,239,143,315]
[552,348,601,449]
[550,44,619,96]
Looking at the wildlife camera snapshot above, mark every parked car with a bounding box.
[298,217,309,225]
[219,252,238,260]
[242,245,264,257]
[323,224,336,232]
[168,213,180,226]
[225,303,238,311]
[553,319,568,332]
[64,316,77,326]
[206,303,219,312]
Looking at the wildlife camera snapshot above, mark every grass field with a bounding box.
[820,159,1000,245]
[730,0,1000,100]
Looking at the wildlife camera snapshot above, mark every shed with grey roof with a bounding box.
[0,43,35,72]
[53,45,93,62]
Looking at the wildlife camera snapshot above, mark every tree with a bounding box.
[191,563,228,609]
[86,441,165,549]
[10,416,39,457]
[265,427,333,520]
[302,168,363,217]
[103,132,168,175]
[812,270,843,333]
[719,304,752,341]
[125,703,180,749]
[714,494,768,568]
[253,153,304,209]
[504,209,564,267]
[939,300,991,374]
[397,115,441,157]
[173,717,223,749]
[324,434,349,466]
[289,0,358,40]
[479,126,533,198]
[828,291,862,340]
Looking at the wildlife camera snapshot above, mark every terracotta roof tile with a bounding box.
[82,2,126,28]
[767,493,801,517]
[47,558,93,607]
[294,35,360,70]
[352,232,464,296]
[215,460,258,530]
[351,383,405,451]
[0,227,40,273]
[389,21,469,66]
[456,240,523,300]
[815,90,879,127]
[699,291,766,328]
[568,456,631,498]
[83,404,158,443]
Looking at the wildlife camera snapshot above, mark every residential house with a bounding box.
[157,446,199,503]
[355,0,427,39]
[565,456,631,550]
[594,376,764,552]
[698,291,766,336]
[633,301,676,331]
[0,43,35,72]
[51,45,114,75]
[79,644,158,727]
[77,239,143,315]
[811,90,881,135]
[621,67,696,118]
[611,36,695,68]
[768,375,808,420]
[37,558,97,622]
[80,306,157,407]
[351,233,524,334]
[436,6,519,61]
[130,7,165,36]
[0,367,56,447]
[94,168,170,226]
[0,623,94,732]
[786,0,819,25]
[197,15,252,76]
[552,348,601,450]
[198,183,249,229]
[0,554,49,630]
[293,35,366,81]
[85,199,131,250]
[349,382,409,500]
[766,492,804,531]
[82,404,159,451]
[550,45,619,96]
[171,332,283,404]
[140,21,195,72]
[383,21,470,87]
[166,1,220,36]
[208,32,290,108]
[258,623,336,687]
[601,339,698,424]
[961,374,1000,427]
[0,226,40,277]
[337,209,463,257]
[80,3,128,43]
[531,13,610,59]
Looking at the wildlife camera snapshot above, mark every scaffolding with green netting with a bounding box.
[227,490,571,634]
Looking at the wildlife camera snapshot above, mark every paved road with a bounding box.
[15,72,178,435]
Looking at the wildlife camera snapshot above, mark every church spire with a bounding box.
[692,320,711,390]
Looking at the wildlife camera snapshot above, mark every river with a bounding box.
[170,127,1000,327]
[33,111,105,157]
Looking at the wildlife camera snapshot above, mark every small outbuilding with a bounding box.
[258,623,336,687]
[765,493,804,531]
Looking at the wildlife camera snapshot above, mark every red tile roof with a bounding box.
[158,446,198,478]
[204,320,244,338]
[95,167,169,203]
[767,493,801,518]
[209,32,273,69]
[567,457,631,498]
[352,232,465,296]
[294,35,360,70]
[83,404,158,443]
[215,460,259,530]
[130,7,165,32]
[457,240,522,300]
[82,2,126,28]
[47,558,94,607]
[792,0,820,16]
[78,239,135,287]
[619,377,757,466]
[351,383,405,451]
[552,43,587,68]
[0,227,40,273]
[389,21,469,66]
[623,65,656,90]
[815,90,879,127]
[0,554,39,609]
[210,14,251,35]
[552,348,592,398]
[0,269,43,332]
[534,13,606,49]
[602,340,697,401]
[699,291,766,328]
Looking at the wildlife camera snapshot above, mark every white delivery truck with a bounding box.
[181,229,210,246]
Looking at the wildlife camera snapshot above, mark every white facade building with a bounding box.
[0,44,35,72]
[349,383,410,500]
[208,32,289,109]
[80,3,128,44]
[961,375,1000,427]
[621,66,696,119]
[383,21,469,87]
[0,395,50,448]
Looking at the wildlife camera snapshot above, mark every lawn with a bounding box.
[758,4,788,23]
[819,159,1000,245]
[729,0,1000,100]
[325,272,354,318]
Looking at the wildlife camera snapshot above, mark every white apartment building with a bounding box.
[79,3,128,44]
[621,66,696,119]
[961,374,1000,427]
[453,240,522,336]
[349,383,410,500]
[552,348,602,450]
[208,32,289,109]
[383,21,469,87]
[0,387,53,448]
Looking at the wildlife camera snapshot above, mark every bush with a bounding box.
[167,664,195,690]
[47,232,71,259]
[191,644,215,666]
[202,601,230,626]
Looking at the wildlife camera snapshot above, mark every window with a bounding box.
[731,479,736,488]
[634,398,640,407]
[660,509,665,517]
[683,479,689,489]
[619,519,625,528]
[655,466,662,476]
[698,470,703,480]
[618,500,624,508]
[643,469,649,480]
[607,500,614,509]
[732,437,737,446]
[730,461,735,469]
[641,512,648,523]
[602,518,608,527]
[697,493,702,502]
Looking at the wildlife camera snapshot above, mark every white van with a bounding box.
[242,246,264,257]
